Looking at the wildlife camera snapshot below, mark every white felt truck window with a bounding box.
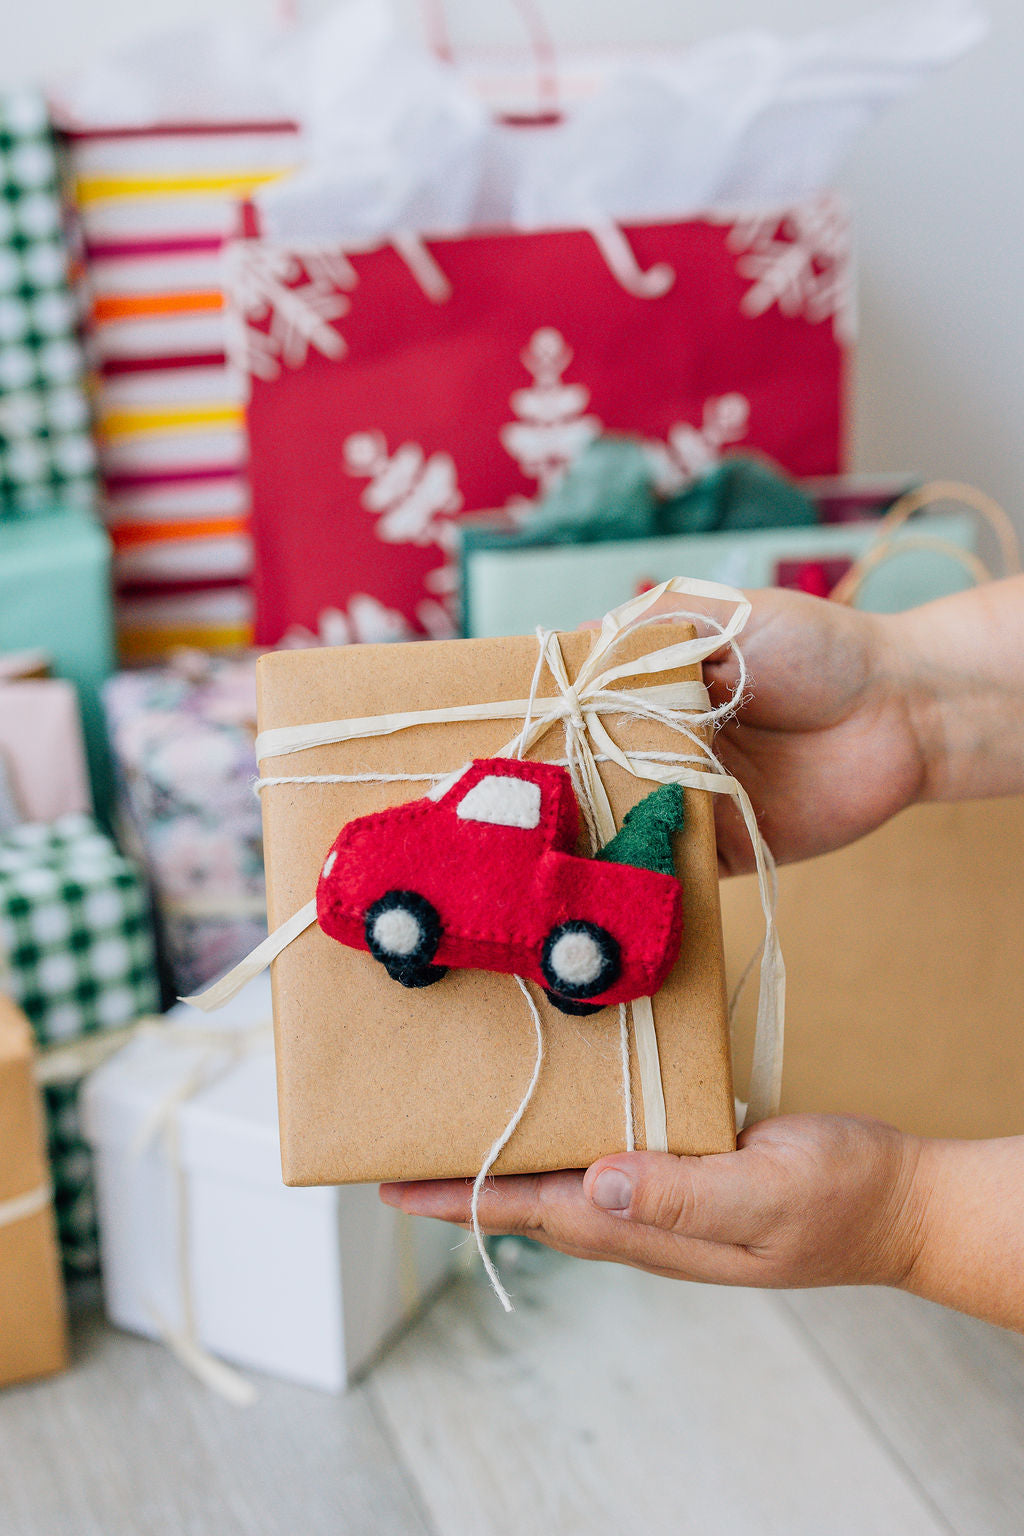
[456,775,542,829]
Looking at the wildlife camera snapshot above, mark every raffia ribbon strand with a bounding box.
[130,1021,274,1406]
[0,1182,52,1231]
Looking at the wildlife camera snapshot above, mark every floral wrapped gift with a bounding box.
[197,584,781,1290]
[104,654,265,998]
[0,815,159,1270]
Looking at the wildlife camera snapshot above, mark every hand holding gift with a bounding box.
[386,573,1024,1334]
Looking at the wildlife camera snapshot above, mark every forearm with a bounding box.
[898,1134,1024,1331]
[888,576,1024,803]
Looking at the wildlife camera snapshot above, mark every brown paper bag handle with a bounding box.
[829,480,1021,606]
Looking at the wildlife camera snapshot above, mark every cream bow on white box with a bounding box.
[188,577,784,1309]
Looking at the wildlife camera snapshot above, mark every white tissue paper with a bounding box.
[256,0,986,242]
[54,0,986,241]
[52,21,296,127]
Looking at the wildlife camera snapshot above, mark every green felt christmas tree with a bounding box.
[596,783,685,876]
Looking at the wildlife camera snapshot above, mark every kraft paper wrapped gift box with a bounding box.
[255,619,738,1185]
[81,975,459,1392]
[0,994,68,1389]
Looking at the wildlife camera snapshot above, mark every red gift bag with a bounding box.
[231,197,850,646]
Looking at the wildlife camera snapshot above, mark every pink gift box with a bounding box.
[0,680,92,824]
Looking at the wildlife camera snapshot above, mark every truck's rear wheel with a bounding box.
[541,919,620,1005]
[365,890,447,988]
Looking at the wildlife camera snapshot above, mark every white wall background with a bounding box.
[2,0,1021,541]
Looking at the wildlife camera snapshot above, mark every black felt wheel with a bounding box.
[540,919,621,1001]
[542,988,607,1017]
[365,890,447,988]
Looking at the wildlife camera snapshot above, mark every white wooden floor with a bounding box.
[2,1246,1023,1536]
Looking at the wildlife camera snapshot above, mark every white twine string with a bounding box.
[253,750,709,794]
[128,1020,274,1406]
[187,577,784,1308]
[471,976,545,1313]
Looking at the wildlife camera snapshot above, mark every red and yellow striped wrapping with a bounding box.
[62,121,301,658]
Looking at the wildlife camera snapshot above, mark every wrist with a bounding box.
[870,1130,934,1289]
[872,607,947,808]
[879,580,1024,805]
[893,1135,1024,1331]
[885,1133,940,1294]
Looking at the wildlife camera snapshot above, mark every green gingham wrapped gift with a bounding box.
[0,88,95,513]
[0,814,158,1271]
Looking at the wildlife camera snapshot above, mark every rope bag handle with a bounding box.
[830,480,1021,605]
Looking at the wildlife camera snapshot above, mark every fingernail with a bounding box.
[590,1168,633,1212]
[378,1183,403,1208]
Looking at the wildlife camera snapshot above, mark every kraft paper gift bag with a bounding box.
[722,796,1024,1141]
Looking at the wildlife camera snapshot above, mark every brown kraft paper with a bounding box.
[258,624,735,1185]
[723,796,1024,1140]
[0,994,68,1388]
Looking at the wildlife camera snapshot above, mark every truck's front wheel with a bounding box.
[365,890,447,988]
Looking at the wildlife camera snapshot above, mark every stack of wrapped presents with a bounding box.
[1,3,1002,1396]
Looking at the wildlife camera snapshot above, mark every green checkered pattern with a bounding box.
[44,1079,102,1274]
[0,89,95,515]
[0,813,158,1272]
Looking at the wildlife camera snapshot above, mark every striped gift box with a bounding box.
[62,120,301,659]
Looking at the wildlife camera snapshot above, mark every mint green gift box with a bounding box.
[460,516,979,637]
[459,444,975,636]
[0,507,115,818]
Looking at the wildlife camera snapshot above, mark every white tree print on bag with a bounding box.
[342,431,463,638]
[342,431,463,545]
[723,197,855,344]
[500,328,602,494]
[224,244,356,383]
[646,393,751,494]
[280,594,416,648]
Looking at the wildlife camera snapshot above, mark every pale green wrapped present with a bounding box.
[0,506,116,817]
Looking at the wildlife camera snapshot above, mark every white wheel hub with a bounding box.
[371,907,423,958]
[547,930,605,989]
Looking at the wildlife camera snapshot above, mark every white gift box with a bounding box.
[81,975,458,1392]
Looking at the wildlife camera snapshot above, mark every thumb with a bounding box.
[583,1150,769,1246]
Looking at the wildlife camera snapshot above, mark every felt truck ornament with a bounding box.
[316,757,685,1015]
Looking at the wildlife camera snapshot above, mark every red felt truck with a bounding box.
[316,757,683,1014]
